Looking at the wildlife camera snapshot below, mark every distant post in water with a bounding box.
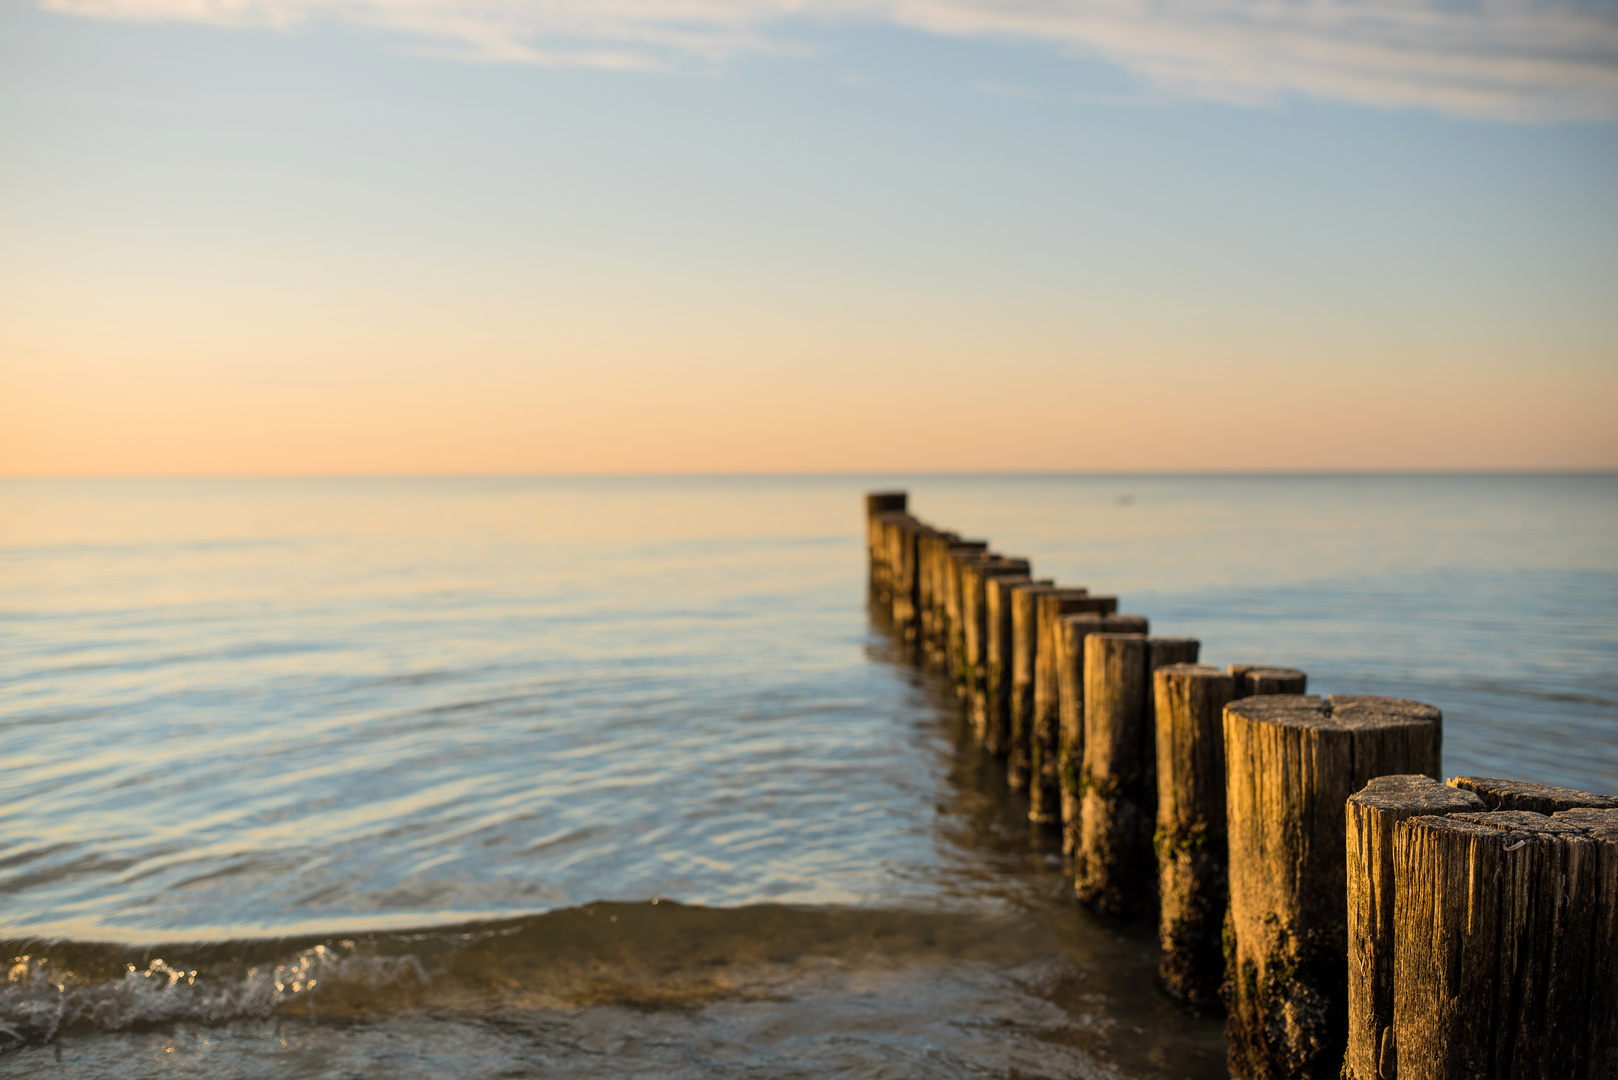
[1075,634,1197,915]
[1393,808,1618,1080]
[864,491,906,596]
[1153,662,1235,1002]
[961,556,1030,700]
[1057,612,1147,856]
[1343,775,1483,1080]
[1223,694,1440,1080]
[1028,589,1110,824]
[943,541,988,679]
[982,574,1044,755]
[1228,663,1307,698]
[1007,582,1059,791]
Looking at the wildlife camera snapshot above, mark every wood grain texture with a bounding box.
[1075,633,1154,915]
[1154,662,1235,1001]
[1447,776,1618,814]
[1393,810,1618,1080]
[1058,613,1147,857]
[1222,694,1440,1080]
[1344,776,1483,1080]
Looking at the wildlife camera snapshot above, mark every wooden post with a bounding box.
[888,517,931,639]
[1393,809,1618,1080]
[943,541,988,678]
[918,530,962,659]
[1228,663,1307,698]
[1008,583,1060,791]
[1074,634,1196,914]
[1343,775,1484,1080]
[864,492,906,595]
[874,511,915,617]
[1447,776,1618,813]
[915,530,942,650]
[1057,613,1147,855]
[961,556,1030,695]
[1223,694,1440,1080]
[981,574,1045,755]
[1154,662,1236,1002]
[1027,590,1110,824]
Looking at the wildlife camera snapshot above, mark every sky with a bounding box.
[2,0,1615,475]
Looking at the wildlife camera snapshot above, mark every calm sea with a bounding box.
[2,475,1614,1077]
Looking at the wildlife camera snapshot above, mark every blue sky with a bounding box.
[2,0,1615,473]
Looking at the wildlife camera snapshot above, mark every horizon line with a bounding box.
[3,468,1616,482]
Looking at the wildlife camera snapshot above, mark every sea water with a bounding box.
[2,475,1614,1077]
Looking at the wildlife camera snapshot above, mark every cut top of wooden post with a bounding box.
[1228,663,1307,698]
[1447,776,1618,814]
[865,491,907,516]
[1554,806,1618,839]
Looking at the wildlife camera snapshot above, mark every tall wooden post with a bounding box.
[1008,582,1060,791]
[1223,694,1440,1080]
[961,556,1030,691]
[943,541,988,678]
[1028,589,1111,824]
[888,518,932,639]
[1154,662,1235,1001]
[1057,612,1147,855]
[981,574,1045,755]
[1393,810,1618,1080]
[1343,775,1483,1080]
[865,492,906,595]
[1075,634,1197,914]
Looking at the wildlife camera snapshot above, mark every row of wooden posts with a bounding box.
[864,491,1617,1080]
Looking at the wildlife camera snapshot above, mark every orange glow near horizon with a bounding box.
[4,0,1615,477]
[5,287,1614,475]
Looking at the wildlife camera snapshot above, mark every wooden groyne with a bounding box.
[864,491,1617,1080]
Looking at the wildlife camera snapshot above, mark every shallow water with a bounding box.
[2,475,1614,1076]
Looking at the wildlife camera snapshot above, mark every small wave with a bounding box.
[0,943,427,1053]
[0,901,1060,1054]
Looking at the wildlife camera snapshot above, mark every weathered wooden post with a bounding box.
[1343,775,1484,1080]
[1027,589,1112,824]
[1228,663,1307,698]
[915,530,944,650]
[1392,808,1618,1080]
[888,517,932,639]
[1008,583,1063,791]
[864,492,905,595]
[1223,694,1440,1080]
[981,574,1043,755]
[961,555,1030,696]
[1447,776,1618,813]
[1075,634,1197,915]
[930,534,958,651]
[1056,612,1147,855]
[943,541,988,678]
[875,511,916,617]
[1154,662,1235,1001]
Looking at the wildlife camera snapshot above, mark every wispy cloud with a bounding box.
[40,0,1618,121]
